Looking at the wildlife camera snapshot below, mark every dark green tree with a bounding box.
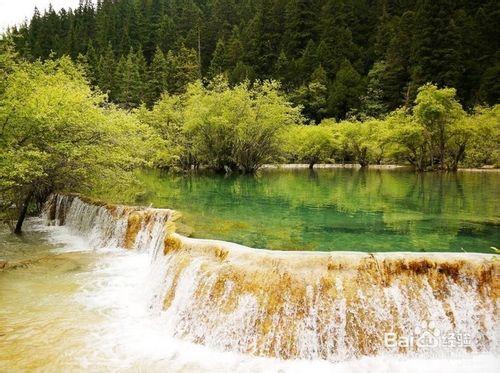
[292,65,329,123]
[411,0,462,90]
[147,46,169,105]
[328,59,365,119]
[209,38,229,77]
[97,42,116,99]
[114,49,144,108]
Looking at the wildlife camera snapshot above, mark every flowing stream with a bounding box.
[0,193,498,372]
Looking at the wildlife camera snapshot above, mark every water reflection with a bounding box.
[94,168,499,252]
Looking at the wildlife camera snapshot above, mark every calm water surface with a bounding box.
[100,168,500,253]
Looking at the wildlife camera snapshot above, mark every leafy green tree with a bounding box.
[463,106,500,167]
[383,109,426,170]
[136,93,189,169]
[281,124,335,168]
[0,57,153,232]
[334,120,381,167]
[183,78,301,172]
[413,83,465,170]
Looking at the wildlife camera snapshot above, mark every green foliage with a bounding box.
[281,125,335,167]
[413,84,466,170]
[114,49,145,108]
[185,79,301,172]
[291,65,329,123]
[0,56,156,231]
[136,93,191,170]
[141,77,301,173]
[6,0,497,121]
[147,46,169,106]
[328,60,365,120]
[462,106,500,168]
[164,46,200,95]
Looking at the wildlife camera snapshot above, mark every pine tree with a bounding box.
[97,42,116,99]
[226,27,243,67]
[209,38,229,77]
[155,15,176,53]
[8,0,498,120]
[283,0,317,59]
[379,11,414,110]
[318,0,360,75]
[147,46,169,105]
[478,55,500,105]
[229,61,255,85]
[328,59,365,119]
[357,61,388,119]
[165,46,200,95]
[274,50,291,85]
[134,47,148,102]
[296,40,318,84]
[84,41,99,85]
[292,65,329,123]
[411,0,462,90]
[28,7,44,58]
[115,49,143,108]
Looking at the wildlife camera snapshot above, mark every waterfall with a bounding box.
[43,193,499,362]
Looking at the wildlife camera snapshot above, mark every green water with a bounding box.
[99,168,499,253]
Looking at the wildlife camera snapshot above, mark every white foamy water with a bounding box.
[1,194,497,372]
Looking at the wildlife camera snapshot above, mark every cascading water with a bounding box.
[42,193,499,364]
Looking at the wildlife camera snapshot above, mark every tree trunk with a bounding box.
[14,191,33,234]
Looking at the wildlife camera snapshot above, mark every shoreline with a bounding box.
[261,163,499,171]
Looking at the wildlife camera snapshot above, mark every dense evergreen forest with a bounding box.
[6,0,500,120]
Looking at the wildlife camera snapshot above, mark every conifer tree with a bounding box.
[97,42,116,99]
[209,39,229,77]
[147,46,169,105]
[115,50,142,108]
[292,65,329,123]
[84,41,99,85]
[328,59,365,119]
[318,0,360,74]
[283,0,316,59]
[165,46,200,95]
[411,0,462,90]
[229,61,255,85]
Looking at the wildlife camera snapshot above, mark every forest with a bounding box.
[5,0,499,119]
[1,0,499,232]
